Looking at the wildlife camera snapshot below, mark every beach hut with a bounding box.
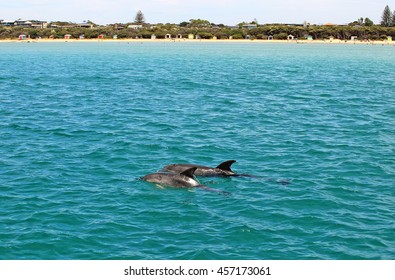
[18,34,27,40]
[64,34,72,40]
[98,34,104,40]
[387,36,392,42]
[195,35,201,40]
[79,34,85,40]
[307,35,313,41]
[188,34,194,40]
[229,36,233,40]
[351,36,357,41]
[245,35,251,40]
[113,35,118,39]
[287,35,294,41]
[176,34,182,39]
[268,35,273,41]
[151,34,156,40]
[165,34,171,39]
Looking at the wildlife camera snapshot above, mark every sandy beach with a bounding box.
[1,38,394,45]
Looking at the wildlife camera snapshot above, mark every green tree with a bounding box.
[364,18,374,26]
[381,5,393,26]
[358,17,364,25]
[274,32,288,40]
[189,19,211,27]
[27,29,39,39]
[134,10,145,24]
[196,32,213,39]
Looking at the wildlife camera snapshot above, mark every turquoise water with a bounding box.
[0,41,394,260]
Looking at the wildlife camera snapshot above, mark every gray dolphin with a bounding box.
[162,160,289,183]
[162,160,239,177]
[142,167,231,195]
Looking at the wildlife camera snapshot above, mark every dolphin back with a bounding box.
[216,160,236,172]
[180,167,198,179]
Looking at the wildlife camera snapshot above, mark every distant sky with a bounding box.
[0,0,393,25]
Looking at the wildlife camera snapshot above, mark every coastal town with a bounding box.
[1,6,395,42]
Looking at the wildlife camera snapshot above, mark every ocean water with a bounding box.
[0,41,394,260]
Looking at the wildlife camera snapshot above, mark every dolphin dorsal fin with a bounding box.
[180,167,197,179]
[216,160,236,171]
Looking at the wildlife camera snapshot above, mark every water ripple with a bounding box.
[1,42,394,259]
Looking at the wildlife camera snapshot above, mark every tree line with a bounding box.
[1,6,395,41]
[1,24,394,41]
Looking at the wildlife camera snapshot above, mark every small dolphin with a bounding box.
[162,160,241,177]
[142,167,230,195]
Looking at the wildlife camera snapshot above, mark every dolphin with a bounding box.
[162,160,240,177]
[142,167,231,195]
[162,160,290,183]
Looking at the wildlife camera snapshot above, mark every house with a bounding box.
[2,19,46,27]
[15,19,32,27]
[128,24,143,30]
[2,20,15,26]
[286,23,305,27]
[78,23,93,29]
[113,24,125,30]
[242,24,257,29]
[31,20,47,28]
[31,22,45,28]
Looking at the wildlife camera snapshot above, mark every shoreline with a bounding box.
[0,38,394,45]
